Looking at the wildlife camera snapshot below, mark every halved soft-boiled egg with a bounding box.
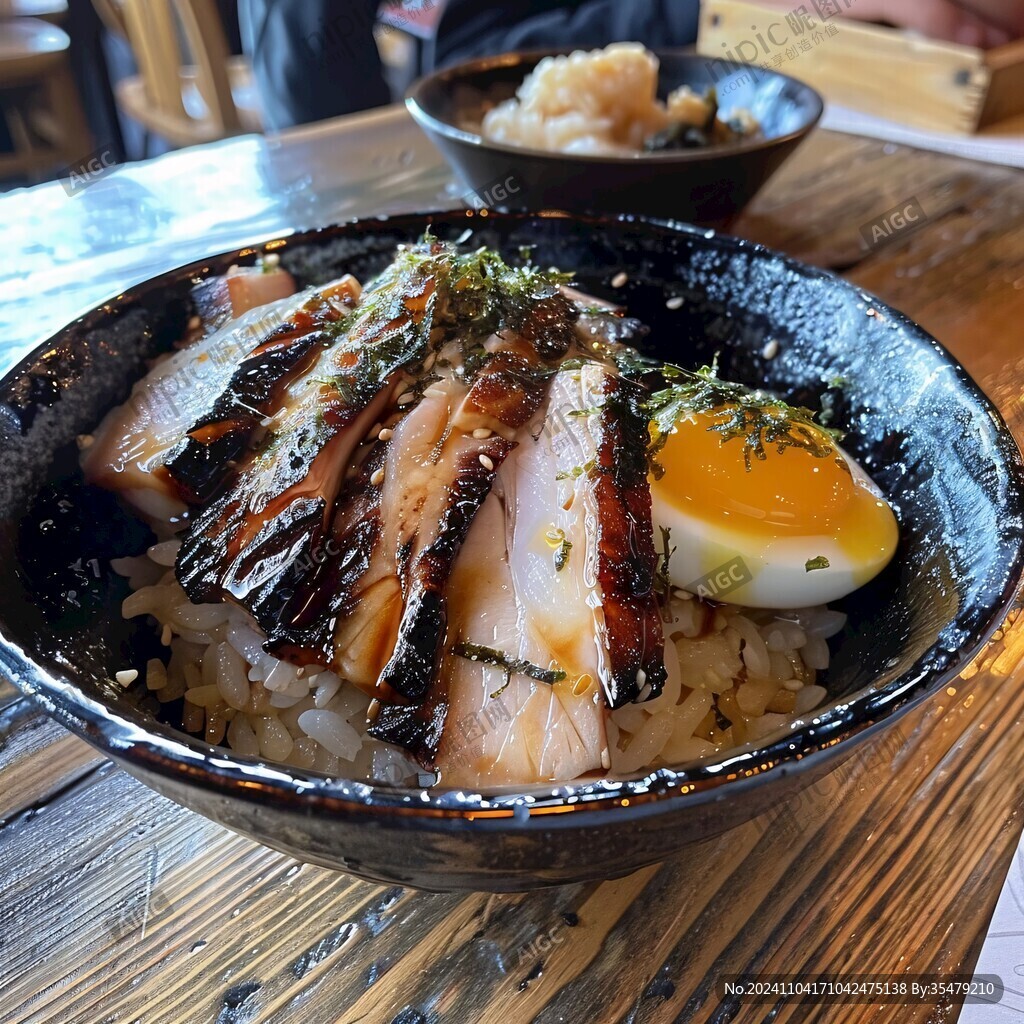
[649,407,898,608]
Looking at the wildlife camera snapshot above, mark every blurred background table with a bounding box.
[1,107,1023,1024]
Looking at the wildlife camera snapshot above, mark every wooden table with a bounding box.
[1,114,1023,1023]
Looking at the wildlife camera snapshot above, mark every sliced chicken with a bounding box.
[329,342,551,699]
[419,487,608,787]
[191,259,309,334]
[175,243,445,616]
[225,261,300,318]
[510,362,666,709]
[326,375,469,693]
[81,278,358,523]
[165,282,361,505]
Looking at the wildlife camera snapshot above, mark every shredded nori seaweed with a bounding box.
[642,360,842,475]
[452,641,567,699]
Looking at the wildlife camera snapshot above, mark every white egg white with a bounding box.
[651,453,896,609]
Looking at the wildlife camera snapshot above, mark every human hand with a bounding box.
[750,0,1019,47]
[951,0,1024,41]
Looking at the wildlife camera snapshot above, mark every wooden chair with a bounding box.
[91,0,126,38]
[378,0,447,77]
[101,0,261,149]
[0,16,93,180]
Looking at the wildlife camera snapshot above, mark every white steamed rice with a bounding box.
[115,541,843,783]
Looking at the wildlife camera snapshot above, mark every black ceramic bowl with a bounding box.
[1,211,1022,892]
[407,50,824,225]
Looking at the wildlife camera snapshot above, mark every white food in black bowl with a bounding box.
[0,211,1019,891]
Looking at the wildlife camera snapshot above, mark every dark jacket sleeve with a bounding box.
[434,0,701,68]
[240,0,391,130]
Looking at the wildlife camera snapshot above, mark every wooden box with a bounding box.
[697,0,1024,134]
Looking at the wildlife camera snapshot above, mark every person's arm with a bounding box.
[239,0,391,131]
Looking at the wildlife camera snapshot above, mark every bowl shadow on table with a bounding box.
[407,51,824,227]
[0,211,1020,891]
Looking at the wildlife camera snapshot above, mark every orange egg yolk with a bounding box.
[651,409,896,542]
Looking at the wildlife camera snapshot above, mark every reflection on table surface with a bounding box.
[0,105,454,370]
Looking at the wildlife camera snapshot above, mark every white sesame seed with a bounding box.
[472,427,493,439]
[187,315,202,330]
[397,392,415,406]
[762,339,780,360]
[160,624,173,646]
[378,427,394,441]
[366,698,381,723]
[636,668,647,687]
[783,679,803,692]
[611,272,628,288]
[673,588,694,601]
[600,747,611,770]
[263,252,281,268]
[76,433,94,450]
[479,454,494,471]
[666,296,684,310]
[370,468,385,486]
[116,669,138,687]
[572,673,593,697]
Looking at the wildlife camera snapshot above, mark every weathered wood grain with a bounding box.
[1,131,1023,1024]
[699,1,992,134]
[1,623,1021,1024]
[0,699,104,826]
[736,131,1021,273]
[0,676,20,709]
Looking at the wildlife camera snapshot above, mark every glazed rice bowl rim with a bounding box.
[405,48,825,165]
[2,209,1022,825]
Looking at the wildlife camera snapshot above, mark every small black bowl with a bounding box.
[407,50,824,225]
[1,211,1022,892]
